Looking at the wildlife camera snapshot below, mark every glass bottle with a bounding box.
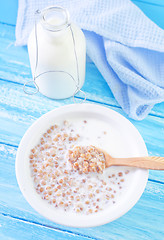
[27,6,86,99]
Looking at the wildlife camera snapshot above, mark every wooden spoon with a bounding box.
[97,148,164,170]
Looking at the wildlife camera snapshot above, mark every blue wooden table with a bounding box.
[0,1,164,239]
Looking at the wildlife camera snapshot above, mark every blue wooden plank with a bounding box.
[0,81,164,181]
[0,23,164,118]
[0,144,164,240]
[0,80,163,151]
[0,2,164,239]
[132,0,164,29]
[1,0,164,29]
[0,0,18,26]
[133,0,164,6]
[0,214,94,240]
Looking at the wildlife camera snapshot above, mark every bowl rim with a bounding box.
[15,103,148,228]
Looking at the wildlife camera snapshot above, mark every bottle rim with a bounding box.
[39,6,70,31]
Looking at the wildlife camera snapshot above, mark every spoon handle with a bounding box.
[111,156,164,170]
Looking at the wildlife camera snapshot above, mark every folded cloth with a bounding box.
[16,0,164,120]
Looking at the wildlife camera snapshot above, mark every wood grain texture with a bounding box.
[0,214,94,240]
[105,153,164,170]
[0,80,163,179]
[0,0,18,26]
[132,0,164,29]
[0,23,164,118]
[0,144,164,240]
[133,0,164,5]
[1,0,164,28]
[0,79,163,239]
[0,2,164,239]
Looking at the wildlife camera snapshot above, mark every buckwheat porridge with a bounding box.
[29,119,131,215]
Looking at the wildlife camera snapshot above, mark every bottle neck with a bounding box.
[39,23,71,45]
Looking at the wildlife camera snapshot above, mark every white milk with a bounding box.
[30,117,135,215]
[28,6,86,99]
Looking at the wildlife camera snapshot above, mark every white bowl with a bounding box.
[16,103,148,228]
